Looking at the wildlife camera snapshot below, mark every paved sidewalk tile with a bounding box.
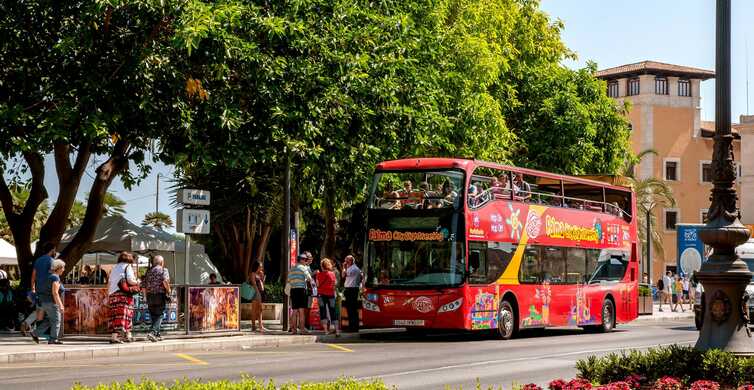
[635,303,695,322]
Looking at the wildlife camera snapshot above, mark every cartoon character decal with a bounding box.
[521,281,551,327]
[506,203,522,239]
[470,292,498,329]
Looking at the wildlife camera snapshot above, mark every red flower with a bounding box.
[651,376,683,390]
[738,385,754,390]
[564,378,593,390]
[689,380,719,390]
[523,384,543,390]
[624,374,646,390]
[604,381,632,390]
[549,379,568,390]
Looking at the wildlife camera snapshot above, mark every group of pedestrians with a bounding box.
[657,270,697,312]
[285,251,363,336]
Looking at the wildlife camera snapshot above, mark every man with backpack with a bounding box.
[657,276,666,312]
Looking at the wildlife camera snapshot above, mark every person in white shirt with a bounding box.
[662,271,673,311]
[342,255,363,332]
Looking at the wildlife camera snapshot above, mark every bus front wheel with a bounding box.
[497,300,517,340]
[598,299,615,333]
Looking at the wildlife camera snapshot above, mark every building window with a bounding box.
[664,158,680,181]
[700,161,713,183]
[700,209,709,223]
[678,79,691,96]
[607,81,619,98]
[655,77,668,95]
[627,78,640,96]
[665,209,679,231]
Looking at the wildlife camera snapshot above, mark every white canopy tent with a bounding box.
[0,238,16,266]
[62,216,222,284]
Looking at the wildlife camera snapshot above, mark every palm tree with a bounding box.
[102,192,127,216]
[142,211,174,230]
[622,149,676,257]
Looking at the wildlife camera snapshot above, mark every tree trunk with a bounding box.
[59,141,129,272]
[321,193,337,259]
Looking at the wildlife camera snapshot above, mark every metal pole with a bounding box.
[184,234,191,335]
[281,151,291,331]
[646,208,652,284]
[156,173,161,213]
[695,0,754,354]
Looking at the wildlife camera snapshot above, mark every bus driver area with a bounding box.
[362,158,639,339]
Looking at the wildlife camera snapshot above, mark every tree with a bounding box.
[0,185,49,244]
[102,192,126,217]
[142,211,173,230]
[623,150,676,258]
[0,0,198,287]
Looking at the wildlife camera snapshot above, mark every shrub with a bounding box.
[652,376,683,390]
[549,379,568,390]
[639,285,651,297]
[265,281,285,303]
[71,377,391,390]
[602,381,631,390]
[701,349,741,386]
[690,380,720,390]
[522,384,543,390]
[738,385,754,390]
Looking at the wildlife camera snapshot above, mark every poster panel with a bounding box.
[133,289,179,332]
[63,287,110,335]
[188,286,240,332]
[677,223,706,276]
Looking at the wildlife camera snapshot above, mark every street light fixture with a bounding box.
[695,0,754,354]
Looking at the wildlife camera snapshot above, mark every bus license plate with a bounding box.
[394,320,425,326]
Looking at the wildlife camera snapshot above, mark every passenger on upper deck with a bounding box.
[399,180,422,209]
[380,182,401,209]
[514,173,531,200]
[440,181,458,207]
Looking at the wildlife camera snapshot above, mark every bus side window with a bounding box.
[566,248,587,284]
[468,242,487,284]
[486,242,516,283]
[541,247,566,284]
[519,246,541,284]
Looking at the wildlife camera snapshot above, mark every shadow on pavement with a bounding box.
[336,327,628,344]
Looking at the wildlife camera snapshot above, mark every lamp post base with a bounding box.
[695,221,754,355]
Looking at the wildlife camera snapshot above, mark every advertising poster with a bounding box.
[133,289,179,332]
[289,228,298,268]
[63,287,111,335]
[677,223,706,276]
[188,286,240,332]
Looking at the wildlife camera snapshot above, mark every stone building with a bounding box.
[596,61,742,284]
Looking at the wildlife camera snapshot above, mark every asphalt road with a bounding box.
[0,321,698,390]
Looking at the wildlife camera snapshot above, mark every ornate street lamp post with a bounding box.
[695,0,754,354]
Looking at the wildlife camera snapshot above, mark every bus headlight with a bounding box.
[363,300,380,312]
[438,298,463,313]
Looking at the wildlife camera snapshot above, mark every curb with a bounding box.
[0,334,317,364]
[634,314,695,323]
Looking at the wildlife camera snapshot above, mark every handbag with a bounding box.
[118,265,141,295]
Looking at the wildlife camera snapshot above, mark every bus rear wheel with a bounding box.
[497,300,517,340]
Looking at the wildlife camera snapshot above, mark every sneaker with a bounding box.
[156,334,163,341]
[109,339,123,344]
[30,331,39,344]
[48,339,63,345]
[147,333,157,342]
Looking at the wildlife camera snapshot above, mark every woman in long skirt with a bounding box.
[107,252,139,343]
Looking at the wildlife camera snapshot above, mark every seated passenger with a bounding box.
[400,180,421,209]
[441,181,458,206]
[514,173,531,200]
[467,184,479,208]
[380,182,401,209]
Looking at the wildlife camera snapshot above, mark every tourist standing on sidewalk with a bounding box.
[108,252,139,344]
[343,255,362,333]
[672,275,684,312]
[662,271,673,310]
[143,255,170,342]
[287,254,312,334]
[682,275,691,310]
[31,259,66,344]
[250,261,267,333]
[317,258,339,336]
[657,276,666,312]
[0,278,15,331]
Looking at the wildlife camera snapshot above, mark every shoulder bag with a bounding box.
[118,265,141,296]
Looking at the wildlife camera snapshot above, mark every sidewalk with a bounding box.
[0,321,317,364]
[634,303,695,323]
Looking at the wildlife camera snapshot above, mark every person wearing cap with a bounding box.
[287,253,312,334]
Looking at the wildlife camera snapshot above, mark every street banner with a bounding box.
[133,289,179,332]
[289,228,298,268]
[677,223,706,276]
[188,286,240,332]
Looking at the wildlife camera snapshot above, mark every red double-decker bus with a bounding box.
[362,158,638,338]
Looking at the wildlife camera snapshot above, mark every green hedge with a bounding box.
[576,345,754,387]
[71,378,391,390]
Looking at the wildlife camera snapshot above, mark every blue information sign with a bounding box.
[677,224,706,276]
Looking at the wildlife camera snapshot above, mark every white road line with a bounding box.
[357,340,696,380]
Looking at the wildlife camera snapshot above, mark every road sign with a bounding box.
[177,209,210,234]
[178,189,211,206]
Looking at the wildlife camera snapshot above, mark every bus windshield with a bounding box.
[370,170,465,210]
[365,207,465,288]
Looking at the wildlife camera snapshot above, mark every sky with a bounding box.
[10,1,754,235]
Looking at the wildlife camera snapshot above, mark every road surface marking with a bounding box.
[175,353,209,365]
[326,343,354,352]
[357,340,695,380]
